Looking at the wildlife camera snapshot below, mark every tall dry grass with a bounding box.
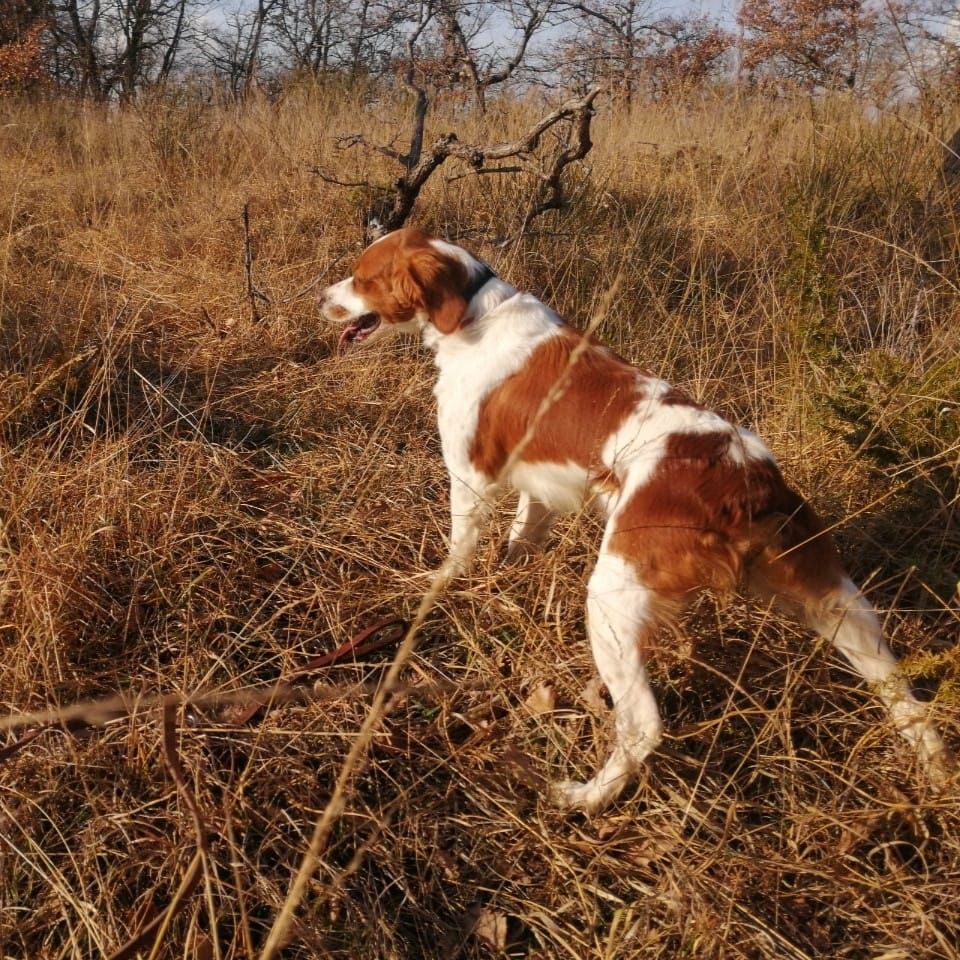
[1,85,960,958]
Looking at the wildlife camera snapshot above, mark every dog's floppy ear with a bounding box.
[393,245,468,335]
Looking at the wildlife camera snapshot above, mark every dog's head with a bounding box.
[319,228,493,349]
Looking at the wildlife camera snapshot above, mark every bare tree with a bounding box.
[244,0,279,92]
[46,0,198,98]
[560,0,650,100]
[156,0,190,82]
[305,0,598,237]
[114,0,195,100]
[196,0,282,97]
[556,0,729,102]
[55,0,104,94]
[269,0,408,78]
[881,0,960,108]
[435,0,554,112]
[321,90,603,238]
[273,0,342,74]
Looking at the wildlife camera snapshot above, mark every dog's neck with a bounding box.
[463,275,517,326]
[462,262,496,304]
[421,276,519,353]
[428,288,565,393]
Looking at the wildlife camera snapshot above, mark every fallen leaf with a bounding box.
[524,680,556,715]
[468,905,508,952]
[500,744,547,791]
[626,833,681,867]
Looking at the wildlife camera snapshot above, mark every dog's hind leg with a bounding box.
[748,532,951,785]
[505,491,556,562]
[806,577,949,781]
[552,552,664,814]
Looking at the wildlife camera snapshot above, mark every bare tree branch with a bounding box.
[523,87,598,222]
[445,165,527,181]
[307,165,377,189]
[336,86,604,239]
[336,132,407,164]
[398,0,435,170]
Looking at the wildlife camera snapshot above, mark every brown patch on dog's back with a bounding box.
[660,385,704,408]
[469,328,641,481]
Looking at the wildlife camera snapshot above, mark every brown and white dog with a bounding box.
[319,227,949,813]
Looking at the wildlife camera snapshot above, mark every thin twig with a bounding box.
[445,165,526,182]
[0,678,470,736]
[224,798,255,960]
[306,165,375,189]
[242,201,266,322]
[159,702,221,960]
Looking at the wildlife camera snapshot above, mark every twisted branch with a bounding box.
[339,86,603,239]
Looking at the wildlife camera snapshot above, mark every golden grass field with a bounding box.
[2,85,960,958]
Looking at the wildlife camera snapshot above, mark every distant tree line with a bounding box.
[1,0,958,106]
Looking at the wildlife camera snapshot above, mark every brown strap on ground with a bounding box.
[0,616,408,757]
[288,616,408,676]
[0,725,48,763]
[0,716,117,765]
[229,616,408,725]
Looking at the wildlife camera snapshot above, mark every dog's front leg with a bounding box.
[446,474,495,577]
[506,491,556,562]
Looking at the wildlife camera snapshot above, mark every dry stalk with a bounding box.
[242,201,271,322]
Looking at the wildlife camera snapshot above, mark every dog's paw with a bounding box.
[503,540,542,566]
[549,778,609,816]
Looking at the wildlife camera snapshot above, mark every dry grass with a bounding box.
[2,85,960,958]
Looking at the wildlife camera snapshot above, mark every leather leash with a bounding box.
[0,616,408,753]
[228,616,408,724]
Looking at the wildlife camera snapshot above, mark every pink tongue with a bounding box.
[338,324,359,348]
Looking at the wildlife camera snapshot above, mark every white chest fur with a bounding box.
[431,287,563,482]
